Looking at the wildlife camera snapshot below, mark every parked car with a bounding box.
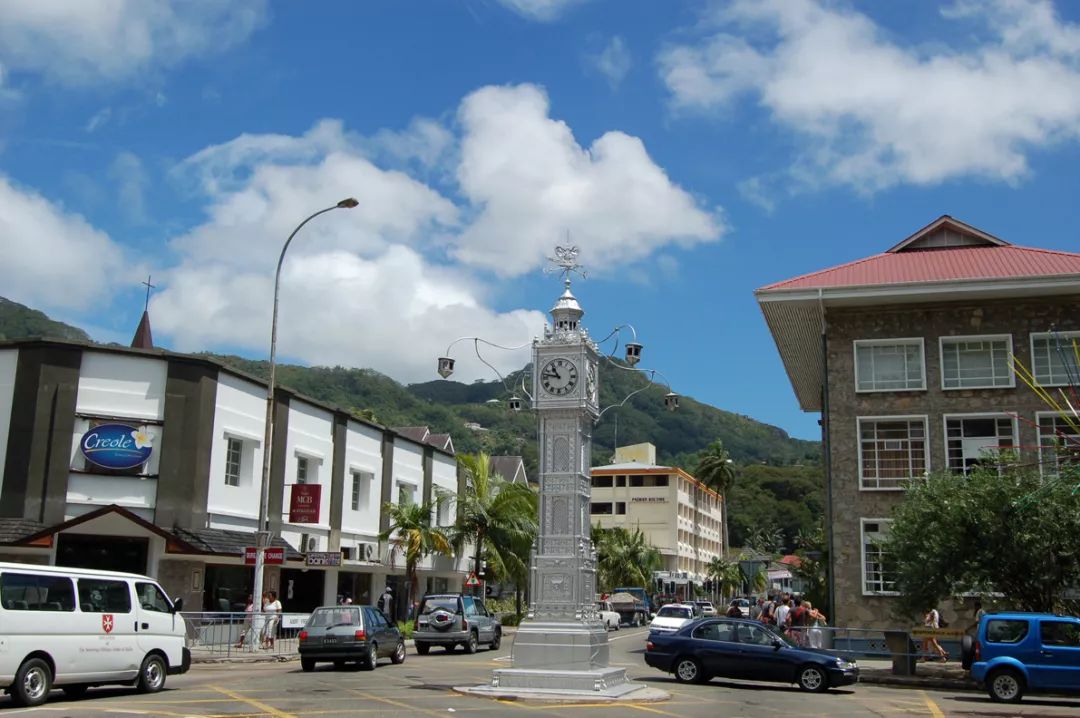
[298,605,404,671]
[649,603,698,635]
[413,594,502,654]
[594,600,621,631]
[645,617,859,692]
[695,601,718,617]
[966,612,1080,703]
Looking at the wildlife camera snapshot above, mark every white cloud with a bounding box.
[0,174,129,311]
[452,84,723,276]
[658,0,1080,191]
[587,36,632,89]
[495,0,589,22]
[0,0,267,86]
[153,246,545,384]
[85,107,112,133]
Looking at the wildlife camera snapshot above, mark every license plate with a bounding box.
[418,618,429,625]
[323,636,336,644]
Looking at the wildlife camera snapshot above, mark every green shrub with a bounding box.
[396,621,414,639]
[499,612,524,627]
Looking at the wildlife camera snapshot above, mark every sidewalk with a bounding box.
[856,658,977,691]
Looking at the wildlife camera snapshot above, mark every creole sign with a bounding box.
[304,551,342,567]
[289,483,322,523]
[80,423,153,470]
[244,546,285,566]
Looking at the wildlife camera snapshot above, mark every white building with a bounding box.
[590,443,723,585]
[0,338,466,616]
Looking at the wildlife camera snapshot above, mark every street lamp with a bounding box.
[252,198,358,629]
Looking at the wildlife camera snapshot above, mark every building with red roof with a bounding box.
[756,216,1080,629]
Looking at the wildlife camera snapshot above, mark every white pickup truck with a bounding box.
[595,600,621,631]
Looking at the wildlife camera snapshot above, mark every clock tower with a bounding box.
[489,253,640,696]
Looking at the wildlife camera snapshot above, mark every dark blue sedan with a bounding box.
[644,618,859,692]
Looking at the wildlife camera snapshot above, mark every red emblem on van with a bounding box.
[102,614,114,634]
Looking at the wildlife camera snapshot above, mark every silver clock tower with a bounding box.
[489,249,640,696]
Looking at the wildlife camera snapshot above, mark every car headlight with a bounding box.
[835,658,856,669]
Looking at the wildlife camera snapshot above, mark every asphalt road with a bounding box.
[4,628,1079,717]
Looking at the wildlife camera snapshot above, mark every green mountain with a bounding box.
[0,297,92,343]
[0,297,823,550]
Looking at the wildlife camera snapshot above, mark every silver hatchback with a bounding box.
[413,594,502,655]
[298,605,405,671]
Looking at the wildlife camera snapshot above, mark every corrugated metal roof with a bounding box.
[759,245,1080,292]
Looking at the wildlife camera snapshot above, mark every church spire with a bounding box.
[131,275,155,350]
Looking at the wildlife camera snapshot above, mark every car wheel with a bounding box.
[464,632,479,654]
[301,658,316,672]
[363,643,379,671]
[137,654,167,694]
[490,630,501,651]
[960,635,976,670]
[614,621,620,631]
[391,640,406,664]
[797,665,828,693]
[12,658,52,707]
[415,642,430,655]
[987,668,1024,703]
[62,684,89,699]
[674,656,705,684]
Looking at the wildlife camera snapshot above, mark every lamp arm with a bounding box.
[442,336,532,356]
[594,324,639,361]
[596,367,673,420]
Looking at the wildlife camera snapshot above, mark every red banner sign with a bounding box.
[289,483,322,523]
[244,546,285,565]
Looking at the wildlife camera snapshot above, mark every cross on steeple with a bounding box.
[141,275,156,312]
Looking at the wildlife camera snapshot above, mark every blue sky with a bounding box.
[2,0,1079,441]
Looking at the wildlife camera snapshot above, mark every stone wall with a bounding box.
[157,558,206,611]
[826,296,1080,629]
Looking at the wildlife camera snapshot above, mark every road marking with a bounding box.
[343,687,450,718]
[212,684,296,718]
[608,629,650,642]
[919,690,945,718]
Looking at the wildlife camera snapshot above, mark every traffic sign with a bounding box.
[465,571,480,587]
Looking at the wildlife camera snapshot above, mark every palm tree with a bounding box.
[451,453,538,608]
[379,498,452,619]
[594,526,662,590]
[696,440,737,558]
[707,556,742,604]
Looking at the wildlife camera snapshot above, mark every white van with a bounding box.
[0,562,189,707]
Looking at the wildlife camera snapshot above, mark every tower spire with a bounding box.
[131,275,155,350]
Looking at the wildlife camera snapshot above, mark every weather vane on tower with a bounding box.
[545,245,588,284]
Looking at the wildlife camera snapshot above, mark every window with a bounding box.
[1037,413,1080,477]
[862,520,897,595]
[591,502,613,515]
[941,336,1013,389]
[854,339,925,392]
[592,476,613,487]
[1031,331,1080,387]
[1040,621,1080,647]
[858,417,928,490]
[296,456,309,484]
[0,573,75,611]
[630,475,645,487]
[616,502,626,515]
[945,415,1017,474]
[463,596,478,617]
[136,582,172,613]
[654,476,669,487]
[397,483,415,506]
[693,621,735,642]
[615,476,626,486]
[986,619,1029,644]
[224,438,243,486]
[77,578,132,613]
[351,470,373,511]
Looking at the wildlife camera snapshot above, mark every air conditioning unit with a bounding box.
[301,534,318,553]
[357,542,378,562]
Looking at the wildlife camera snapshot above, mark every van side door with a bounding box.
[76,577,139,678]
[135,582,182,666]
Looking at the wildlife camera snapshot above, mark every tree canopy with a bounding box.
[886,465,1080,617]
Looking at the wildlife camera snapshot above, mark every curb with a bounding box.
[858,671,978,692]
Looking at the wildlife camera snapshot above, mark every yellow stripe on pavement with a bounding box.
[212,684,297,718]
[920,690,945,718]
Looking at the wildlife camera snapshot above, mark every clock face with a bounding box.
[540,358,578,396]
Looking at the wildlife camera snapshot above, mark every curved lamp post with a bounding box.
[252,198,358,627]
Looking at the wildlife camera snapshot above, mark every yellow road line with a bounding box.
[919,690,945,718]
[212,683,297,718]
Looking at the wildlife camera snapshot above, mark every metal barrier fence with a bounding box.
[181,612,310,659]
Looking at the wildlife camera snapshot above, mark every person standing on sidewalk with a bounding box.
[262,591,282,650]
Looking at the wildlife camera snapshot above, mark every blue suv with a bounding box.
[967,612,1080,703]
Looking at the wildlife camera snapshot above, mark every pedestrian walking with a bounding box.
[726,600,742,617]
[378,585,394,621]
[775,597,792,634]
[921,606,949,662]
